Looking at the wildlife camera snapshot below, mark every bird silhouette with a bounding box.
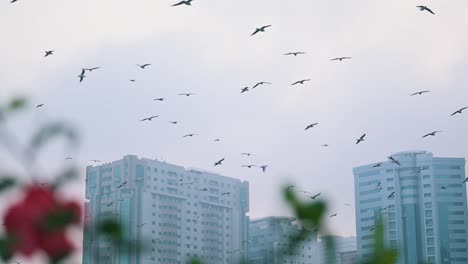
[36,104,45,108]
[440,186,447,190]
[65,157,73,160]
[422,131,442,138]
[179,93,196,97]
[90,159,101,163]
[169,121,178,124]
[214,139,220,142]
[410,90,430,96]
[305,123,318,130]
[331,57,352,61]
[417,5,435,15]
[388,156,401,166]
[117,181,128,189]
[172,0,193,6]
[44,50,54,57]
[241,153,253,156]
[183,133,198,138]
[140,115,159,122]
[462,177,468,184]
[153,98,165,101]
[78,71,86,83]
[84,67,100,72]
[130,79,136,82]
[259,165,268,173]
[451,107,468,116]
[242,165,257,168]
[221,192,230,195]
[356,134,366,144]
[329,213,337,218]
[322,144,329,147]
[137,64,151,69]
[251,25,271,36]
[240,87,250,93]
[291,79,311,86]
[252,82,272,89]
[284,52,306,56]
[388,192,395,199]
[310,192,321,200]
[373,163,382,168]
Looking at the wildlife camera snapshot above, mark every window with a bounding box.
[423,184,431,188]
[424,193,431,197]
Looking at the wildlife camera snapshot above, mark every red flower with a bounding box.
[3,185,81,259]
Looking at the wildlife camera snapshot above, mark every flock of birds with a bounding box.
[9,0,468,233]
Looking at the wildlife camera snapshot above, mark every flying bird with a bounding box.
[388,192,395,199]
[240,87,250,93]
[291,79,311,86]
[329,213,337,218]
[117,181,128,189]
[90,159,101,163]
[417,5,435,15]
[310,192,321,200]
[388,156,401,166]
[305,123,318,130]
[331,57,352,61]
[410,90,430,96]
[36,104,45,108]
[137,64,151,69]
[422,131,442,138]
[252,82,271,89]
[440,186,447,190]
[106,202,114,207]
[179,93,196,97]
[214,158,225,166]
[241,153,253,156]
[322,144,329,147]
[259,165,268,173]
[140,115,159,122]
[169,121,178,124]
[44,50,54,57]
[78,72,86,83]
[451,107,468,116]
[214,139,220,142]
[65,157,73,160]
[372,163,383,168]
[462,177,468,184]
[153,98,165,101]
[130,79,136,82]
[221,192,230,195]
[183,133,198,138]
[356,134,366,144]
[172,0,193,6]
[251,25,271,36]
[284,52,306,56]
[242,165,257,168]
[11,0,19,3]
[344,203,352,206]
[84,67,100,72]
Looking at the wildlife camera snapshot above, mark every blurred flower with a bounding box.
[3,185,81,259]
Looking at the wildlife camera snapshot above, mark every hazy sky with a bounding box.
[2,0,468,261]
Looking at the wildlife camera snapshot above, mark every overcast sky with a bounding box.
[2,0,468,261]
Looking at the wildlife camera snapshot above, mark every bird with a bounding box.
[106,202,114,207]
[284,52,306,56]
[331,57,352,61]
[90,159,101,163]
[356,134,366,144]
[305,123,318,130]
[291,79,311,86]
[179,93,196,97]
[462,177,468,184]
[251,25,271,36]
[44,50,54,57]
[417,5,435,15]
[221,192,230,195]
[410,90,430,96]
[117,181,128,188]
[214,139,220,142]
[241,153,253,156]
[388,156,401,166]
[388,192,395,199]
[373,163,383,168]
[83,67,100,72]
[78,72,86,83]
[440,186,447,190]
[369,227,376,232]
[259,165,268,173]
[252,82,271,89]
[183,133,198,138]
[140,115,159,122]
[329,213,337,218]
[10,0,19,3]
[322,144,329,147]
[130,79,136,82]
[422,131,442,138]
[172,0,193,6]
[240,87,250,93]
[137,64,151,69]
[153,98,165,101]
[169,121,178,125]
[199,188,208,191]
[65,157,73,160]
[344,203,352,206]
[310,192,321,200]
[241,165,257,168]
[36,104,45,108]
[450,107,468,116]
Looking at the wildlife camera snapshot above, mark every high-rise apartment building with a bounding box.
[83,155,249,264]
[353,151,468,264]
[248,216,318,264]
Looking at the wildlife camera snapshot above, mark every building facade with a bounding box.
[318,236,356,264]
[83,155,249,264]
[248,216,318,264]
[353,151,468,264]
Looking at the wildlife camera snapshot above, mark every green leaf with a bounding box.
[187,258,203,264]
[8,97,27,112]
[0,235,15,262]
[98,219,123,242]
[42,209,77,232]
[0,177,16,194]
[27,121,79,158]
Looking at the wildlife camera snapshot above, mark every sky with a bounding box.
[1,0,468,261]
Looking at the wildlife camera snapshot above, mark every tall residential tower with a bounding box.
[83,155,249,264]
[353,151,468,264]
